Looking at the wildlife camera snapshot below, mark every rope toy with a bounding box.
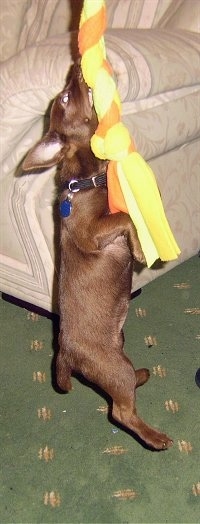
[78,0,181,267]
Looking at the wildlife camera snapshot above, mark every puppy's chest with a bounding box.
[61,229,132,284]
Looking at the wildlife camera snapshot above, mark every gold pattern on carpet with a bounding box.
[38,446,54,462]
[33,371,46,383]
[173,282,191,289]
[192,482,200,496]
[97,405,108,413]
[165,399,179,413]
[112,489,138,500]
[102,446,128,455]
[31,339,44,351]
[37,407,52,421]
[184,308,200,314]
[27,311,39,321]
[152,365,166,377]
[135,307,147,317]
[43,492,61,507]
[178,440,193,454]
[144,335,157,347]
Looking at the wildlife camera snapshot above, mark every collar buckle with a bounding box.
[68,179,80,192]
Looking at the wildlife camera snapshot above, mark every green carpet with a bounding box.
[1,256,200,523]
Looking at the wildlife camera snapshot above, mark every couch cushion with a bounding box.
[0,0,28,61]
[122,87,200,159]
[156,0,200,32]
[0,0,74,61]
[17,0,72,53]
[105,29,200,101]
[106,0,175,29]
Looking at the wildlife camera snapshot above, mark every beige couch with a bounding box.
[0,0,200,312]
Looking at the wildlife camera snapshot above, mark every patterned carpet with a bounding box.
[1,255,200,523]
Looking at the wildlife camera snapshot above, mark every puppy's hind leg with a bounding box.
[56,333,73,392]
[56,348,73,392]
[99,354,173,450]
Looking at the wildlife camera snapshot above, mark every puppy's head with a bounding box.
[23,61,97,171]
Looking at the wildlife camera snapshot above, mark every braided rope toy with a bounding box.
[78,0,181,267]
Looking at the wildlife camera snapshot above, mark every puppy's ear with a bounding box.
[23,132,64,171]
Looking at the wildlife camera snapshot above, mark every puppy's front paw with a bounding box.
[128,224,146,265]
[133,245,146,265]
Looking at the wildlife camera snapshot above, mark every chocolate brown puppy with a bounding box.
[23,62,173,450]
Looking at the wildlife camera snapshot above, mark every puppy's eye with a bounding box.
[88,87,93,107]
[61,93,69,104]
